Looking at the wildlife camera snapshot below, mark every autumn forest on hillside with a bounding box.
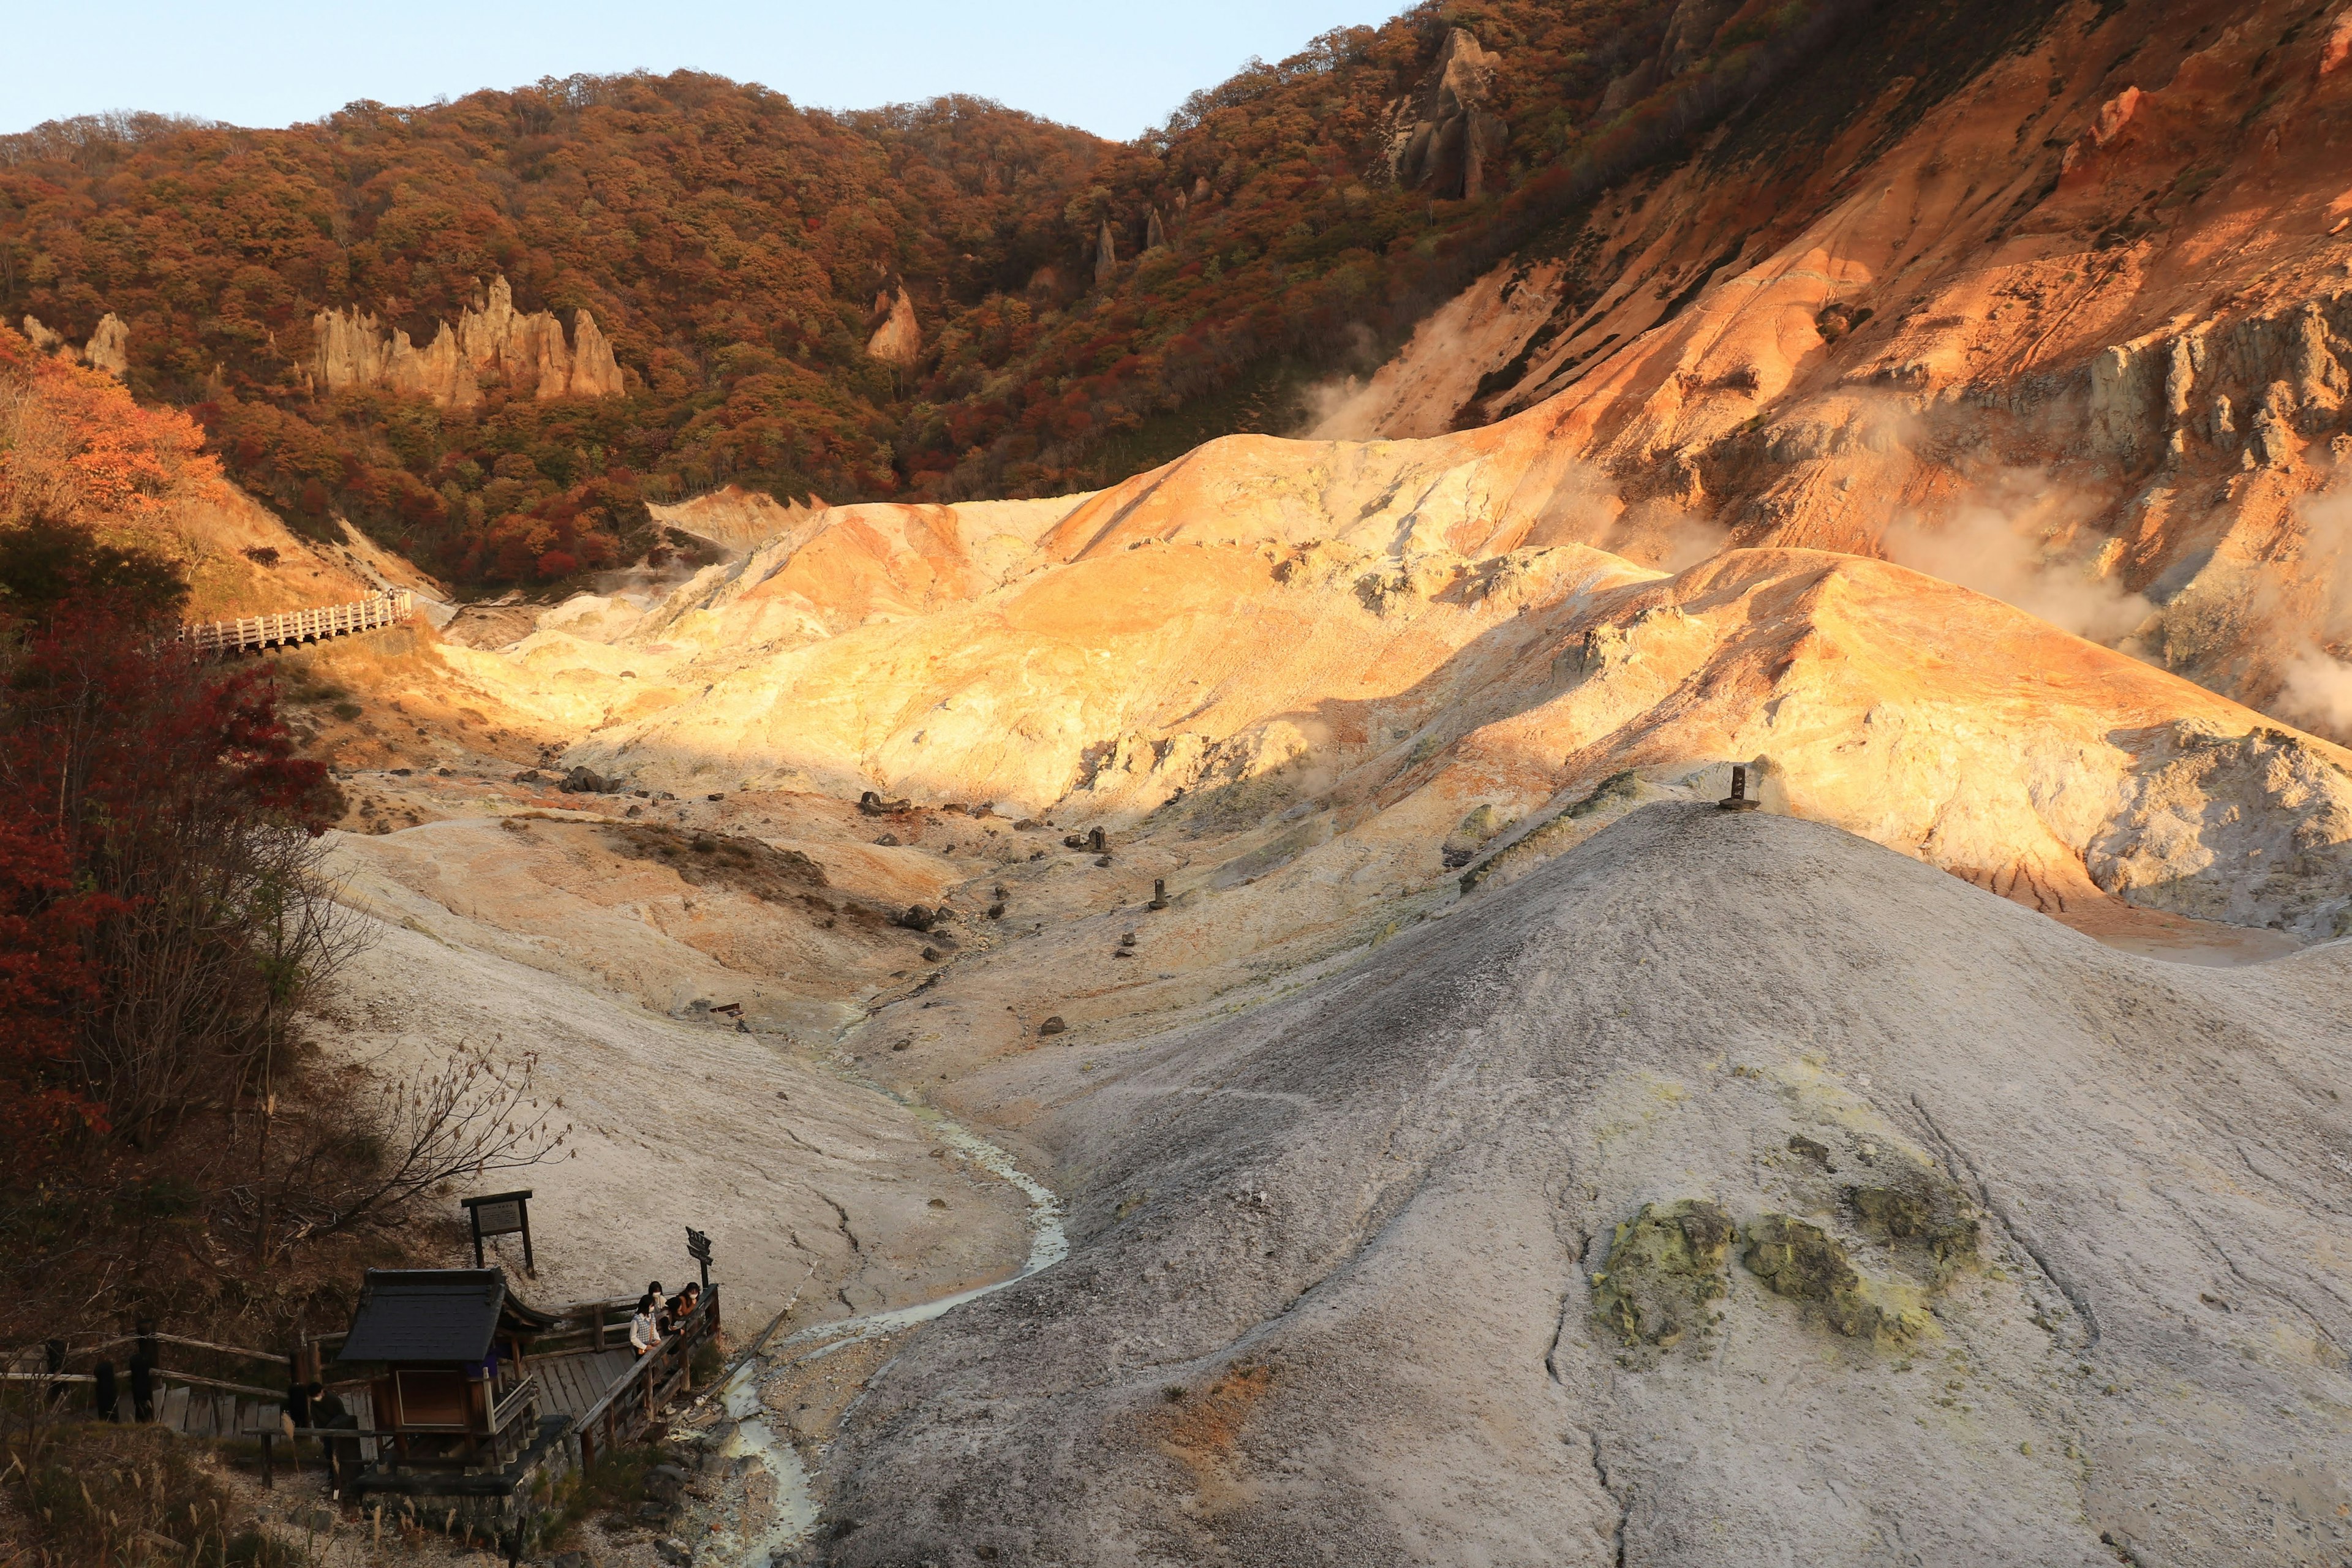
[1,0,1934,588]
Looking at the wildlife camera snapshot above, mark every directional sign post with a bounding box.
[461,1189,535,1276]
[685,1227,714,1290]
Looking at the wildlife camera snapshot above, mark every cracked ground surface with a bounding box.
[812,805,2352,1567]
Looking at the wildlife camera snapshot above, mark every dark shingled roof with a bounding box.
[334,1270,507,1365]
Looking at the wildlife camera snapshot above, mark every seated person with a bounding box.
[628,1293,663,1357]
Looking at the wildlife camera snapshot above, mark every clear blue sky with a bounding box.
[8,0,1404,143]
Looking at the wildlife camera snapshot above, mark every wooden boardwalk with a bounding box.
[537,1348,636,1420]
[182,590,414,655]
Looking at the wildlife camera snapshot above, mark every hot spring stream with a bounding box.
[708,1109,1068,1564]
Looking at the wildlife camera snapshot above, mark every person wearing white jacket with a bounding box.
[628,1292,663,1357]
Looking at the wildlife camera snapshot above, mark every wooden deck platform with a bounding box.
[535,1348,636,1420]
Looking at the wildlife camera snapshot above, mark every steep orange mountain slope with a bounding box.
[0,323,375,617]
[1313,0,2352,737]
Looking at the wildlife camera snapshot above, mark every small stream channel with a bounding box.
[710,1109,1068,1565]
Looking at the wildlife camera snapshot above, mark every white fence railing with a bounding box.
[182,590,414,654]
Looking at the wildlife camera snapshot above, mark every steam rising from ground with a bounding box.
[1297,325,1391,439]
[1602,497,1729,573]
[2268,483,2352,737]
[1882,469,2154,643]
[2278,650,2352,731]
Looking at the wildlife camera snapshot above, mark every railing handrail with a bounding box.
[489,1371,540,1434]
[179,590,413,654]
[570,1288,716,1437]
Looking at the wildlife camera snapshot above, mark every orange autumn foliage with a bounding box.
[0,323,222,529]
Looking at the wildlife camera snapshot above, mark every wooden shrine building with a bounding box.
[332,1269,564,1483]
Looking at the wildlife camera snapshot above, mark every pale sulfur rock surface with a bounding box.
[447,484,2352,940]
[817,805,2352,1567]
[318,830,1030,1325]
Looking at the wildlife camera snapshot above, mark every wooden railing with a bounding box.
[574,1287,719,1468]
[181,590,414,655]
[489,1372,541,1437]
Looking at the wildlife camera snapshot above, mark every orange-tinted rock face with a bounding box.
[309,275,622,407]
[865,285,921,368]
[1311,0,2352,741]
[452,478,2352,942]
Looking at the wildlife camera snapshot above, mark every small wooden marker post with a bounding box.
[685,1226,714,1289]
[461,1189,535,1275]
[1148,878,1169,910]
[1718,764,1762,812]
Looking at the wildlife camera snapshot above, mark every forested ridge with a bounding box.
[0,0,1871,587]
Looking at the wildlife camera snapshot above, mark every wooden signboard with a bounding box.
[461,1190,535,1275]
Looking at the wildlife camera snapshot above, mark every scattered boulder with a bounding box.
[654,1539,693,1567]
[559,765,622,794]
[897,905,940,932]
[875,833,902,846]
[1591,1199,1734,1349]
[1787,1134,1834,1170]
[1038,1016,1067,1036]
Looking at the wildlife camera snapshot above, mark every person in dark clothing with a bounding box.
[93,1361,119,1422]
[312,1389,363,1498]
[285,1379,314,1433]
[128,1355,154,1423]
[42,1340,66,1409]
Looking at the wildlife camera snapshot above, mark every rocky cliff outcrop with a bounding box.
[865,284,921,367]
[1381,28,1507,200]
[309,276,622,407]
[21,312,129,377]
[1094,219,1118,285]
[1314,0,2352,742]
[81,313,129,377]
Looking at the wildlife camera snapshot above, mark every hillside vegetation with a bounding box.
[0,0,2007,588]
